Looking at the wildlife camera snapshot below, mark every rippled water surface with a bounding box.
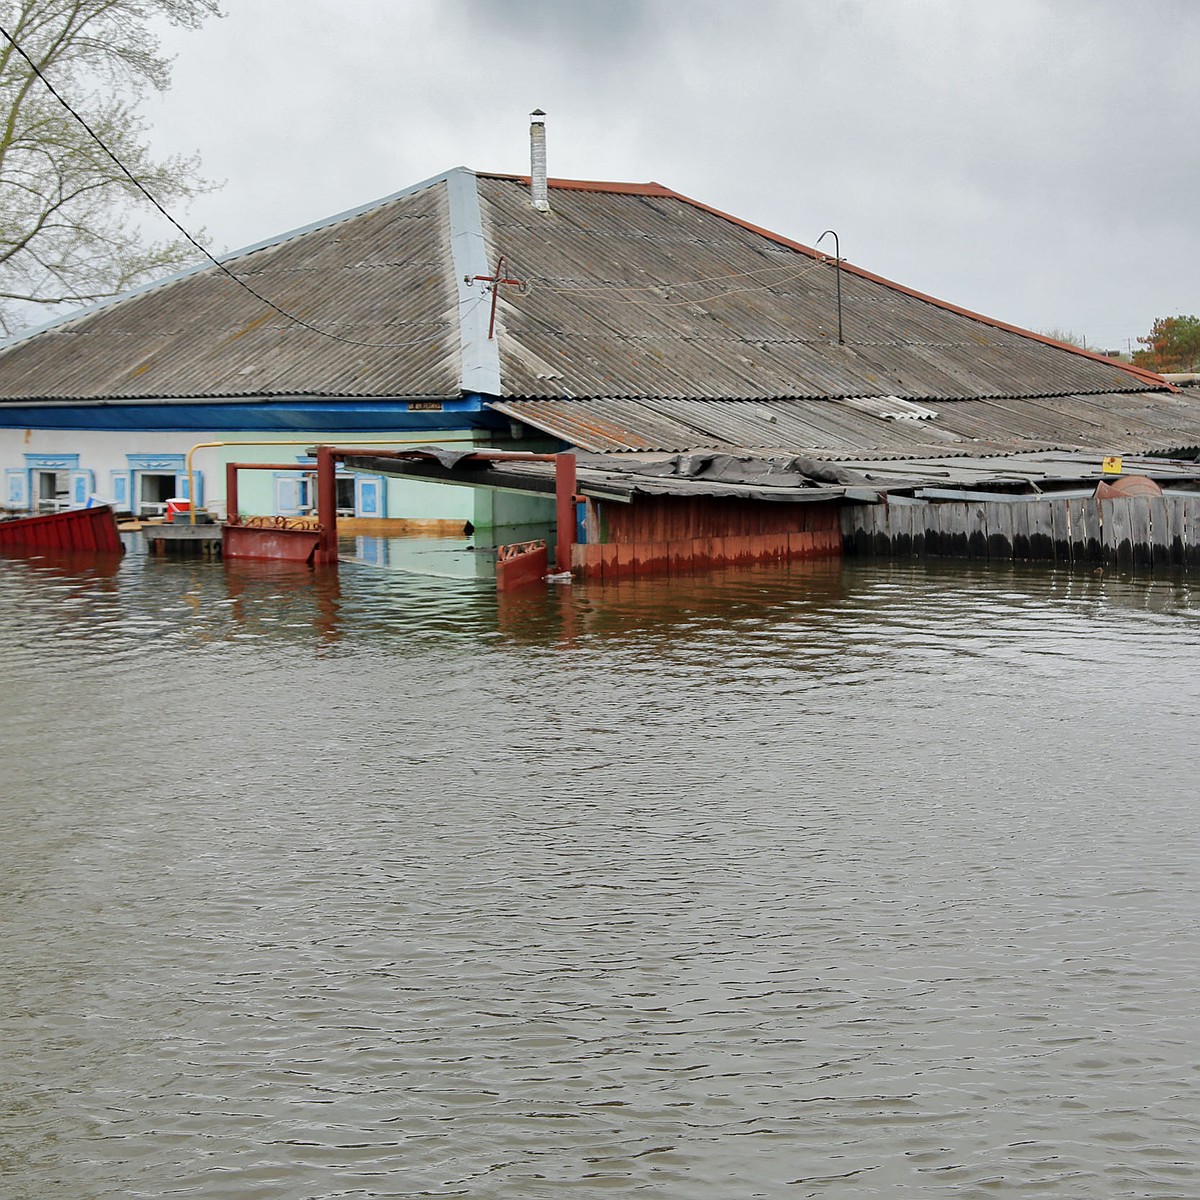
[2,539,1200,1198]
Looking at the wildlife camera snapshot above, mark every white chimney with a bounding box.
[530,109,550,213]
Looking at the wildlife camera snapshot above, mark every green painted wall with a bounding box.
[209,433,481,520]
[386,475,473,520]
[472,488,557,535]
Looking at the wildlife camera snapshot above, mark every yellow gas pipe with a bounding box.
[184,436,478,523]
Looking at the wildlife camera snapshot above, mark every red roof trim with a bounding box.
[483,172,1172,393]
[667,189,1172,392]
[485,172,676,197]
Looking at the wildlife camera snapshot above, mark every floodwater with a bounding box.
[2,538,1199,1199]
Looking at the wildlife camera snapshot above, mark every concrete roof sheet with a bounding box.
[0,170,1161,413]
[489,391,1200,459]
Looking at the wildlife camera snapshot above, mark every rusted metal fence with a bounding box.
[0,504,124,555]
[223,519,321,563]
[843,494,1200,569]
[571,527,842,580]
[496,540,549,590]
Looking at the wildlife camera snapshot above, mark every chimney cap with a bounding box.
[530,108,546,122]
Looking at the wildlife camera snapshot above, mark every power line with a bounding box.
[528,256,832,306]
[0,25,852,345]
[0,23,449,350]
[0,25,851,344]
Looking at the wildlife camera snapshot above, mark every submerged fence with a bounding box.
[843,494,1200,569]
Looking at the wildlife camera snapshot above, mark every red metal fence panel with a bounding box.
[496,540,548,590]
[0,505,124,555]
[223,521,321,563]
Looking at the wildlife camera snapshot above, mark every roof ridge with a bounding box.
[481,172,678,197]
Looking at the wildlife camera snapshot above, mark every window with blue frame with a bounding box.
[274,471,315,516]
[355,475,385,516]
[125,453,202,517]
[5,454,81,513]
[290,457,376,516]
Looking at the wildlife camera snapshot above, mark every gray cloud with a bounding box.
[454,0,661,51]
[140,0,1200,350]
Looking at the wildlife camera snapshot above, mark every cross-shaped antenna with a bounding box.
[469,255,526,340]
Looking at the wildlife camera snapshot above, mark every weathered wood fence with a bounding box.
[843,494,1200,569]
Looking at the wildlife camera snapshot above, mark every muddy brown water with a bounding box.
[2,540,1199,1198]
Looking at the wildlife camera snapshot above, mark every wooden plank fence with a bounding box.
[843,495,1200,569]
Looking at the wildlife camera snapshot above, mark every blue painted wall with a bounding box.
[0,395,508,433]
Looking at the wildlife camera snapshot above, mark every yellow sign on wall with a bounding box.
[1102,456,1123,475]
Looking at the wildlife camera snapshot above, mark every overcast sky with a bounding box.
[145,0,1198,354]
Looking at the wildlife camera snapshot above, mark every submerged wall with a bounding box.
[572,495,842,579]
[472,488,557,537]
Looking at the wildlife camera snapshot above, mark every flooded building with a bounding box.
[3,113,1200,571]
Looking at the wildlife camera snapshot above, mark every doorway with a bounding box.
[35,470,69,512]
[137,471,177,518]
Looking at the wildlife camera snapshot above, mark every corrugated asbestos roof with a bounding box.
[0,164,1178,474]
[0,175,464,401]
[475,176,1159,403]
[489,391,1200,459]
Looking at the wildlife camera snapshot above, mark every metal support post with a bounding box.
[315,446,339,566]
[555,452,576,573]
[225,462,240,525]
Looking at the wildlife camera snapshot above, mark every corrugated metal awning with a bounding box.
[490,392,1200,459]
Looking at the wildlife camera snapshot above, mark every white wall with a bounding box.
[0,427,481,519]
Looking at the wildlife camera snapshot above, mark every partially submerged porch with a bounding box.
[336,446,848,583]
[172,443,1200,585]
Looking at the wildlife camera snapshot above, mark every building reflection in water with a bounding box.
[223,558,343,644]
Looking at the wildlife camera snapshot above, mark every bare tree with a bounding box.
[0,0,220,335]
[1037,327,1089,351]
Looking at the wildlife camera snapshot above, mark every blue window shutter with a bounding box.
[174,470,202,506]
[68,469,95,507]
[274,474,304,516]
[5,469,29,510]
[355,475,384,516]
[110,471,130,509]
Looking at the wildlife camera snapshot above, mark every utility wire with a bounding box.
[529,254,831,299]
[0,23,449,350]
[0,24,848,342]
[527,257,833,308]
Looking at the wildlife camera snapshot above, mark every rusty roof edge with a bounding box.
[487,398,613,451]
[480,172,675,197]
[494,385,1172,407]
[486,394,1200,461]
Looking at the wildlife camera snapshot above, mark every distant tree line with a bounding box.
[1131,316,1200,374]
